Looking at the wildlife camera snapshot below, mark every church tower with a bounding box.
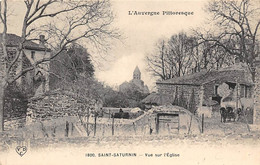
[133,66,141,80]
[119,65,149,94]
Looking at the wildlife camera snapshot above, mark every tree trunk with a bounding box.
[0,82,5,132]
[0,48,6,132]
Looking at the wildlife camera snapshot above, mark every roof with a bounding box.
[141,93,174,105]
[0,33,51,51]
[133,66,141,74]
[157,63,253,86]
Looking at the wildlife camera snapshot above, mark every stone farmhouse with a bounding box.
[157,61,253,106]
[119,66,149,94]
[1,33,51,96]
[156,59,260,124]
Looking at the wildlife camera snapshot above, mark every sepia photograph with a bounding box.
[0,0,259,164]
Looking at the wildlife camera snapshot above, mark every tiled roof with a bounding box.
[157,63,253,86]
[0,33,50,51]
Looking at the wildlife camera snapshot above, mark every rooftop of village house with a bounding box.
[0,33,51,51]
[156,62,253,86]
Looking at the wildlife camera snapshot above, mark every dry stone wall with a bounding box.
[4,91,98,131]
[26,92,97,124]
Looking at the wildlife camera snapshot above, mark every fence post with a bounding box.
[178,110,180,134]
[148,117,152,135]
[86,110,89,136]
[202,114,204,134]
[51,124,56,137]
[112,113,114,136]
[71,123,74,137]
[65,121,69,137]
[167,123,170,135]
[156,114,159,134]
[94,113,97,136]
[188,115,193,134]
[133,122,136,135]
[102,124,105,136]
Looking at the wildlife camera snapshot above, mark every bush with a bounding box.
[113,112,130,119]
[4,83,28,119]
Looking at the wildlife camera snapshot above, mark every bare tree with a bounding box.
[190,38,234,72]
[196,0,260,75]
[146,39,169,80]
[167,32,194,77]
[146,32,195,80]
[0,0,119,131]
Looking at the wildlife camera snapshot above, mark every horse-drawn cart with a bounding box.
[220,98,253,123]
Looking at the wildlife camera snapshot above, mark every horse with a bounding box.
[226,107,236,122]
[236,108,242,121]
[220,107,236,122]
[220,107,227,123]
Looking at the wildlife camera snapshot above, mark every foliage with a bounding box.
[102,87,130,108]
[100,84,149,108]
[120,84,149,108]
[4,83,28,119]
[49,43,94,89]
[66,44,94,79]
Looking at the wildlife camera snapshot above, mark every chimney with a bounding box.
[39,35,45,47]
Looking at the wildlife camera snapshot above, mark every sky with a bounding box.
[4,0,209,91]
[95,0,208,91]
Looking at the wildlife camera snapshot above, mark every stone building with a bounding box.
[1,33,51,96]
[119,66,149,94]
[1,33,51,130]
[156,61,256,123]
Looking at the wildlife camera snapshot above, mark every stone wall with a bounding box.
[3,91,99,131]
[157,84,201,106]
[26,92,97,124]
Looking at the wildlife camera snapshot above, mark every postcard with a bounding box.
[0,0,259,165]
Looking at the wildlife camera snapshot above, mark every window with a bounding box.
[31,51,35,60]
[8,50,16,61]
[249,87,252,98]
[245,86,248,98]
[214,85,219,96]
